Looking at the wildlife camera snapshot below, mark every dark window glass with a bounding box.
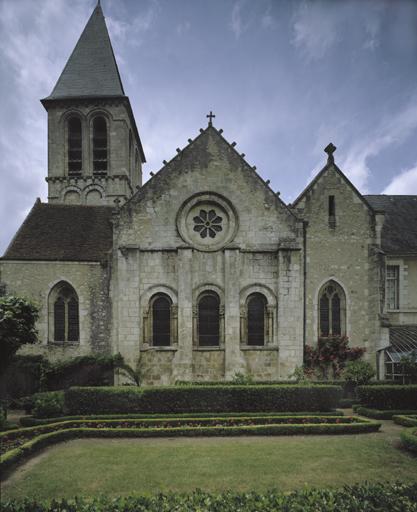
[198,294,220,346]
[247,294,266,346]
[328,195,336,228]
[54,297,65,341]
[331,293,341,335]
[319,295,329,336]
[68,118,82,174]
[68,297,79,342]
[153,296,171,346]
[93,117,107,173]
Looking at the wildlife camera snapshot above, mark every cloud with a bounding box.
[383,164,417,194]
[291,1,342,60]
[230,0,245,39]
[339,96,417,191]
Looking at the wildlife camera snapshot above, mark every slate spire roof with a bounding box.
[44,3,125,100]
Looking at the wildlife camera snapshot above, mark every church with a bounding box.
[1,3,416,384]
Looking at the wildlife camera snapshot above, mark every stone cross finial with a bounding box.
[324,143,336,163]
[114,197,121,210]
[206,111,216,126]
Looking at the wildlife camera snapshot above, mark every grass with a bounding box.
[2,433,417,500]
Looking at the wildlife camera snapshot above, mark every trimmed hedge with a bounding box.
[32,391,65,418]
[356,385,417,410]
[65,385,342,415]
[354,406,417,420]
[393,415,417,427]
[1,482,417,511]
[0,419,381,476]
[401,428,417,454]
[20,409,343,427]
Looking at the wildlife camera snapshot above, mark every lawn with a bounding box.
[2,432,417,500]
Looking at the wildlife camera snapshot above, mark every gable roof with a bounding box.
[125,124,297,220]
[44,4,124,100]
[291,159,374,212]
[2,200,113,262]
[365,195,417,254]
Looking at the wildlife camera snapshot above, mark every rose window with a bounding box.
[193,209,223,239]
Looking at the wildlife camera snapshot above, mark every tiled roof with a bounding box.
[45,5,124,100]
[365,195,417,254]
[2,200,113,262]
[387,326,417,362]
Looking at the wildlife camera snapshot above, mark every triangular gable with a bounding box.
[125,124,298,220]
[291,158,374,213]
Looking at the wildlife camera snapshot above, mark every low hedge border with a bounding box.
[0,420,381,477]
[1,415,367,454]
[65,385,342,415]
[393,415,417,427]
[354,407,417,420]
[356,385,417,410]
[19,410,343,427]
[2,482,417,512]
[400,428,417,454]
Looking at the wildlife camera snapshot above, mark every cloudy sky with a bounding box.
[1,0,417,254]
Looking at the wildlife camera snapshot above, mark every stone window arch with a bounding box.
[48,281,79,343]
[151,293,172,346]
[246,293,268,346]
[142,286,178,348]
[67,116,82,175]
[197,291,221,347]
[318,280,346,337]
[92,116,108,174]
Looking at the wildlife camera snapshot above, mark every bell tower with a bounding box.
[41,2,145,206]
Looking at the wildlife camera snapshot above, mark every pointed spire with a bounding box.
[45,3,124,99]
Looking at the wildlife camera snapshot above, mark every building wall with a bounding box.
[293,165,382,366]
[0,260,111,361]
[111,129,304,384]
[386,255,417,324]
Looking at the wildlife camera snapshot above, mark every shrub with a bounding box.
[356,385,417,410]
[353,407,417,419]
[64,385,342,415]
[1,482,416,511]
[400,428,417,454]
[393,415,417,427]
[32,391,65,419]
[343,360,375,385]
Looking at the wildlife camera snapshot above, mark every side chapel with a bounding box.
[1,3,417,384]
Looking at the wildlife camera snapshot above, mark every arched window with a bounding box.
[152,294,171,346]
[247,293,267,346]
[198,292,220,346]
[319,280,346,337]
[68,117,82,175]
[49,282,79,343]
[93,116,108,174]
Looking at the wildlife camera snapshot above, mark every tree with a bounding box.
[0,295,39,374]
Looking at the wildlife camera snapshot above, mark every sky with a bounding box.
[1,0,417,254]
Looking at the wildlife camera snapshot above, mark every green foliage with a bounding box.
[357,384,417,410]
[393,415,417,427]
[354,406,417,419]
[304,336,365,380]
[114,355,143,386]
[401,428,417,454]
[32,392,65,419]
[0,296,39,373]
[289,365,312,383]
[343,360,375,385]
[0,403,6,429]
[64,385,342,415]
[1,482,417,511]
[231,372,254,385]
[20,410,343,427]
[400,350,417,384]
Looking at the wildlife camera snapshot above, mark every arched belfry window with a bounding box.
[319,280,346,337]
[247,293,267,346]
[152,294,172,346]
[198,292,220,346]
[68,117,82,175]
[93,116,108,174]
[49,282,79,343]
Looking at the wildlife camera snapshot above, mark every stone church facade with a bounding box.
[1,4,416,384]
